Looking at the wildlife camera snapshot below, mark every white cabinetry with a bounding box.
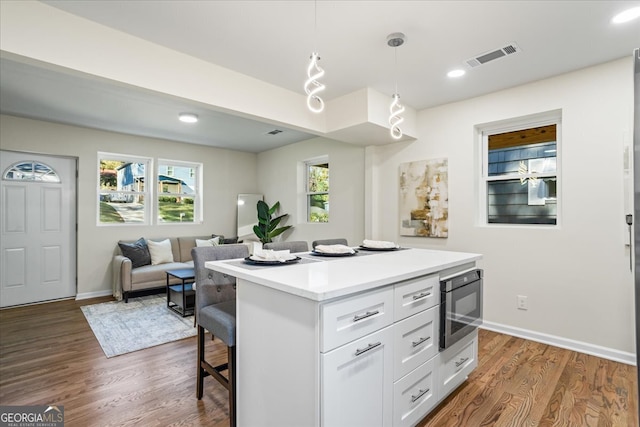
[321,273,448,427]
[321,287,395,426]
[321,287,394,352]
[211,249,482,427]
[322,326,394,427]
[393,356,438,427]
[391,275,440,427]
[393,303,438,380]
[438,329,478,399]
[393,275,439,320]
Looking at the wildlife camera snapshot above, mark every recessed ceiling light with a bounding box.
[178,112,198,123]
[447,69,466,78]
[612,6,640,24]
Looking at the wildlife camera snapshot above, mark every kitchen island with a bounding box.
[205,247,482,427]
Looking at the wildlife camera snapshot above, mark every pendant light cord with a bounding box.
[394,47,399,94]
[313,0,317,51]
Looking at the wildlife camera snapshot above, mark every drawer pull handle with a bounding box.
[412,336,430,347]
[412,292,431,300]
[455,357,470,368]
[411,388,430,402]
[353,310,379,322]
[355,342,381,356]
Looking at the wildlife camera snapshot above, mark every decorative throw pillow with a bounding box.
[118,238,151,268]
[147,239,175,265]
[195,236,220,247]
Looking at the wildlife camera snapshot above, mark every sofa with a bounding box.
[113,234,239,302]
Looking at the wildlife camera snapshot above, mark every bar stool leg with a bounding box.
[228,346,236,427]
[196,325,205,399]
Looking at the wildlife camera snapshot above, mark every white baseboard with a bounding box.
[481,321,636,366]
[75,290,113,300]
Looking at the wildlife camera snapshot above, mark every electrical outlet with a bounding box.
[517,295,528,310]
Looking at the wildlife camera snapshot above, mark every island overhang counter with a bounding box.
[205,247,482,427]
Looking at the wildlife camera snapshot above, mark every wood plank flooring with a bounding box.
[1,297,637,426]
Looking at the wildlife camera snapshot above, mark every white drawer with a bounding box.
[393,306,439,381]
[439,330,478,399]
[394,274,439,321]
[321,286,394,352]
[393,357,438,427]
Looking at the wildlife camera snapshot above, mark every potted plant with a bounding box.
[253,200,292,244]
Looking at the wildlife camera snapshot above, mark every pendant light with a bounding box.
[387,33,406,140]
[304,0,325,113]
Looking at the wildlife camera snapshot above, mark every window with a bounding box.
[3,161,60,182]
[481,120,559,225]
[98,153,151,224]
[157,160,202,224]
[306,158,329,223]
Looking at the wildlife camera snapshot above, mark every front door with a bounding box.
[0,151,77,307]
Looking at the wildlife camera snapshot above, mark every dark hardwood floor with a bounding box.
[1,297,637,426]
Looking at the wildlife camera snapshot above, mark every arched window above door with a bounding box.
[2,161,61,183]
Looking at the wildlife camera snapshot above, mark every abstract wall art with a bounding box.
[399,158,449,238]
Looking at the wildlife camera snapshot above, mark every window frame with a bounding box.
[97,152,153,226]
[157,159,203,225]
[303,155,330,223]
[477,112,562,227]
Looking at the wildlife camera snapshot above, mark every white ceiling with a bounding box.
[1,1,639,152]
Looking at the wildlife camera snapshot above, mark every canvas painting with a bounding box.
[399,158,449,237]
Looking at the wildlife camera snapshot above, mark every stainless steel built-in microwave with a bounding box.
[440,269,483,350]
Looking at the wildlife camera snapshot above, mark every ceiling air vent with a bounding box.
[266,129,283,135]
[465,42,521,68]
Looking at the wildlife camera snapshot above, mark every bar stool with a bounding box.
[192,244,249,427]
[311,238,348,249]
[263,240,309,252]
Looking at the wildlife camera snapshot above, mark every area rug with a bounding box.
[81,294,196,358]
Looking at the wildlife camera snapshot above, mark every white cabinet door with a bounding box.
[321,326,394,427]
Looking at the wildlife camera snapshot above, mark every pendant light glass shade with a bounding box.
[305,52,325,113]
[389,94,405,139]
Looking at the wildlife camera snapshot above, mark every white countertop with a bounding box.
[205,248,481,302]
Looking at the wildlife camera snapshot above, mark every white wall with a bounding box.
[367,58,635,359]
[0,114,258,297]
[257,137,366,247]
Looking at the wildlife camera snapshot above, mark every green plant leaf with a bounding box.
[268,217,282,229]
[269,225,292,238]
[268,201,280,216]
[257,200,270,219]
[253,225,266,239]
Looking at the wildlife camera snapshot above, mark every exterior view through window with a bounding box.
[157,161,201,223]
[98,155,150,224]
[484,124,558,225]
[307,160,329,223]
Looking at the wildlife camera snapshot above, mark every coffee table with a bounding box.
[166,268,195,317]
